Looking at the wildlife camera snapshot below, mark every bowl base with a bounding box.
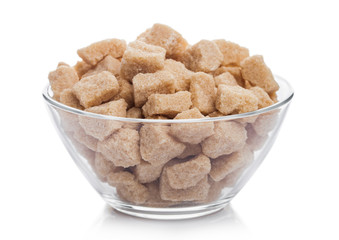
[103,195,232,220]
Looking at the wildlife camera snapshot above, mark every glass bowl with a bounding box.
[42,75,293,220]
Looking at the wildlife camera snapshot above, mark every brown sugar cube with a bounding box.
[59,89,84,110]
[236,115,258,125]
[94,55,120,76]
[166,154,211,189]
[133,160,164,183]
[269,91,278,102]
[133,71,176,107]
[178,144,202,159]
[58,109,82,133]
[240,55,279,93]
[48,65,79,101]
[107,171,149,204]
[208,111,224,117]
[137,23,188,60]
[169,108,214,144]
[252,111,279,136]
[69,137,96,165]
[140,125,186,166]
[57,62,69,67]
[127,107,142,118]
[213,40,249,66]
[73,127,98,151]
[120,40,166,81]
[79,99,127,141]
[182,40,223,72]
[202,121,247,158]
[97,128,141,168]
[113,78,134,108]
[216,85,259,115]
[164,59,194,91]
[209,146,253,182]
[94,153,123,180]
[142,91,192,118]
[72,71,119,108]
[160,171,210,202]
[73,61,92,79]
[190,72,216,114]
[144,181,179,207]
[107,171,135,187]
[82,55,121,78]
[214,66,244,87]
[214,72,238,87]
[145,115,169,120]
[77,38,126,66]
[246,124,268,151]
[249,87,274,109]
[124,107,142,130]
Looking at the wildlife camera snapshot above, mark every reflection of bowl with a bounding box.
[42,76,293,220]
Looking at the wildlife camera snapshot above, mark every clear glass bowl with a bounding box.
[42,75,293,220]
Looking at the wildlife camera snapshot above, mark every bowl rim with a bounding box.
[42,75,294,123]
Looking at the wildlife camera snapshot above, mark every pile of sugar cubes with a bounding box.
[48,24,279,206]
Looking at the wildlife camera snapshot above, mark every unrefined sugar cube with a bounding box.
[48,65,79,101]
[72,71,119,108]
[133,160,164,183]
[73,127,98,151]
[97,128,141,168]
[120,40,166,81]
[126,107,142,118]
[145,115,169,120]
[69,137,96,165]
[137,23,188,60]
[133,71,175,107]
[94,55,121,76]
[240,55,279,93]
[190,72,216,114]
[251,111,279,136]
[77,38,126,65]
[57,62,69,67]
[216,85,258,115]
[160,171,210,201]
[177,143,202,159]
[107,171,135,187]
[59,89,84,110]
[142,91,192,118]
[107,171,149,204]
[140,125,185,166]
[246,124,268,151]
[213,40,249,66]
[94,153,123,180]
[113,78,134,108]
[208,111,224,117]
[79,99,127,141]
[164,59,194,91]
[73,61,92,79]
[202,121,247,158]
[124,107,142,130]
[269,92,278,102]
[82,55,121,78]
[209,146,253,181]
[169,108,214,144]
[214,66,244,87]
[214,72,238,87]
[249,87,274,109]
[144,181,178,207]
[182,40,223,72]
[166,154,211,189]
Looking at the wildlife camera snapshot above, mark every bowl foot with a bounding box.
[103,196,232,220]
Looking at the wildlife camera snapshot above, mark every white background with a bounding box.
[0,0,338,239]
